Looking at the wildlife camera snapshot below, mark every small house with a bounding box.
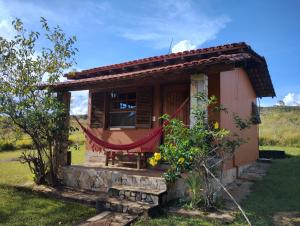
[50,42,275,199]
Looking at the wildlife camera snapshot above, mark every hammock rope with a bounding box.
[75,97,189,153]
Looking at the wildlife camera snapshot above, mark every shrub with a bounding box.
[0,142,16,151]
[152,93,250,209]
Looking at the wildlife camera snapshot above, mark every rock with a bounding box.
[273,212,300,226]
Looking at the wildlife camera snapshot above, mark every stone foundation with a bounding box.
[62,165,167,192]
[222,163,253,185]
[62,162,255,203]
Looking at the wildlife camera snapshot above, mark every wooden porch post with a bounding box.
[190,73,208,126]
[54,91,71,179]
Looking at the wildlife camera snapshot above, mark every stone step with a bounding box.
[97,196,158,216]
[108,184,167,205]
[33,185,158,216]
[78,211,138,226]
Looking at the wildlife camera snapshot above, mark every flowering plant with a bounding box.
[148,152,161,167]
[156,93,252,209]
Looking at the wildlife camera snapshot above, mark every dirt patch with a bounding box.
[223,162,271,210]
[0,157,19,163]
[273,212,300,226]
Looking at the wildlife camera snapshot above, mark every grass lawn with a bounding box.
[235,146,300,225]
[0,185,96,226]
[1,144,299,225]
[135,146,300,226]
[0,146,95,225]
[135,215,218,226]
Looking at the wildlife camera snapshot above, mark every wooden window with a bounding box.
[90,92,105,128]
[251,102,261,124]
[136,87,153,128]
[109,92,136,128]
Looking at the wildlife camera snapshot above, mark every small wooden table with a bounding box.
[105,151,147,169]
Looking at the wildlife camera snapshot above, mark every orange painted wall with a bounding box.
[220,68,259,168]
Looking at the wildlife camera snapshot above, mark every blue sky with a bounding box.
[1,0,299,114]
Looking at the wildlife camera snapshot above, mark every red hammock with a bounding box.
[75,97,189,153]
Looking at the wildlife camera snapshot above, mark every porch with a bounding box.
[57,73,213,208]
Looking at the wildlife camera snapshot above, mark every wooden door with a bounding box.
[163,84,189,125]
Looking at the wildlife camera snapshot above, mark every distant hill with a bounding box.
[259,106,300,147]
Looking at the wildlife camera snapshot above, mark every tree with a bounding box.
[0,18,77,185]
[276,100,285,106]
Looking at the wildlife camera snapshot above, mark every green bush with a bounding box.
[18,143,34,150]
[0,142,16,151]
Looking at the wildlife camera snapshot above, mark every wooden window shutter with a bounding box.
[251,102,261,125]
[90,92,105,128]
[136,87,153,128]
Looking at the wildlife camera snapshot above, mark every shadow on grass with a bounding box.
[237,156,300,225]
[0,184,96,226]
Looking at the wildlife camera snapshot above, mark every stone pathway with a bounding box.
[30,185,157,225]
[223,162,271,210]
[78,211,138,226]
[168,207,235,224]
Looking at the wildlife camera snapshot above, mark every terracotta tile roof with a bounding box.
[42,42,275,97]
[66,42,250,80]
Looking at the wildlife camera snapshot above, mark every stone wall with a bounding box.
[62,165,167,192]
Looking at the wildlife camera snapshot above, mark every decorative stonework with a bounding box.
[62,166,167,192]
[108,186,166,205]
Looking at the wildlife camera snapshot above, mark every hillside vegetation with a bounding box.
[259,106,300,147]
[0,115,87,151]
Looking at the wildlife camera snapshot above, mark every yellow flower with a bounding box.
[149,157,157,167]
[214,121,219,129]
[154,152,161,161]
[178,157,185,165]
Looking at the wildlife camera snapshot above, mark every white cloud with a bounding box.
[0,1,15,39]
[0,0,230,51]
[171,40,197,53]
[282,93,300,106]
[115,0,230,49]
[70,90,88,115]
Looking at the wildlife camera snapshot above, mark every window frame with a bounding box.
[108,91,137,128]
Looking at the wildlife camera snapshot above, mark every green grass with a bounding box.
[0,145,94,225]
[0,185,96,226]
[235,146,300,225]
[71,144,86,164]
[259,107,300,147]
[0,161,32,186]
[135,215,218,226]
[0,147,86,186]
[0,149,23,161]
